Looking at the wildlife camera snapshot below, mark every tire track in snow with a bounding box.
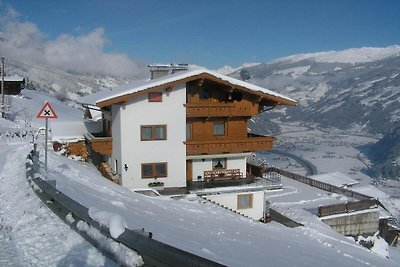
[0,144,112,266]
[0,144,29,267]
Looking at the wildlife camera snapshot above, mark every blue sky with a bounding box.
[3,0,400,70]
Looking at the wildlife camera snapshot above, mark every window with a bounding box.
[148,92,162,102]
[141,125,167,141]
[213,122,226,136]
[186,123,192,140]
[237,194,253,209]
[199,88,210,100]
[212,158,226,169]
[142,162,168,178]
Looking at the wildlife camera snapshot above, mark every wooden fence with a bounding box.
[266,167,372,200]
[318,199,379,217]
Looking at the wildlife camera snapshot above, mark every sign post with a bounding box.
[37,101,57,171]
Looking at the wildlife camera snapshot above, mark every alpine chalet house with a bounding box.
[79,64,296,189]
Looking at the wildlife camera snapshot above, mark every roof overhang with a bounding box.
[96,72,297,108]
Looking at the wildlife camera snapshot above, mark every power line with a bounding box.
[6,58,113,89]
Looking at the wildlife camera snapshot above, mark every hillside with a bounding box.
[366,125,400,179]
[229,46,400,135]
[6,46,400,175]
[3,59,142,101]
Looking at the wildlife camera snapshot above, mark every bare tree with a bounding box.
[22,110,33,127]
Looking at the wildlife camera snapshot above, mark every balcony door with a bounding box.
[186,160,193,182]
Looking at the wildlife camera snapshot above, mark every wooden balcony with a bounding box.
[204,169,244,181]
[185,136,275,155]
[85,133,112,155]
[185,103,257,117]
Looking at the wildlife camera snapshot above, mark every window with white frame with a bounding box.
[237,193,253,209]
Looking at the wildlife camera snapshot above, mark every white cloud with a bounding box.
[0,5,146,77]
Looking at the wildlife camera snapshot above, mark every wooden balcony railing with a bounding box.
[204,169,244,181]
[85,133,112,155]
[185,103,257,117]
[185,136,275,155]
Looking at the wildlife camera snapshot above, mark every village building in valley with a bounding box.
[78,64,296,190]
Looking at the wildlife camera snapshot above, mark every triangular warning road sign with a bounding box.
[37,101,58,119]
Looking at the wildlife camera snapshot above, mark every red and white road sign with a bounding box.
[37,101,57,119]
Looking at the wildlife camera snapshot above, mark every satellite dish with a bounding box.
[240,69,251,81]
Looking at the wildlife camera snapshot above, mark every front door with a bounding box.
[186,160,193,182]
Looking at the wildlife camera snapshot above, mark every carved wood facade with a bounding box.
[204,169,244,181]
[185,78,276,155]
[186,136,275,155]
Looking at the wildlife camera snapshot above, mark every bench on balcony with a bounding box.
[204,169,244,181]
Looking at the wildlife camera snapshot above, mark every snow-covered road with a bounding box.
[0,143,115,267]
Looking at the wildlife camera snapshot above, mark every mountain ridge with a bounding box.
[228,45,400,135]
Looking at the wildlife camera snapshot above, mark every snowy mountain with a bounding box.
[230,46,400,135]
[217,62,260,75]
[3,59,146,101]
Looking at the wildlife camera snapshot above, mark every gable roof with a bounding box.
[79,69,297,108]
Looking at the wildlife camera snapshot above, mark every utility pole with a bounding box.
[1,56,4,119]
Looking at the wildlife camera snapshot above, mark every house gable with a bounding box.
[96,71,296,108]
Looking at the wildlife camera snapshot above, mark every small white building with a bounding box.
[201,187,269,221]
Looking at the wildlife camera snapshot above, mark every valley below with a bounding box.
[259,120,400,199]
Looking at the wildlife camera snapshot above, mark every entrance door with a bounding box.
[186,160,193,182]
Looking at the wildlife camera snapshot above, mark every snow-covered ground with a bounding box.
[0,144,117,267]
[0,90,399,266]
[14,142,394,266]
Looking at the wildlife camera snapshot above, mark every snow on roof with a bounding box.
[321,207,379,220]
[78,69,296,107]
[310,172,359,187]
[352,185,389,200]
[4,75,24,82]
[51,121,86,142]
[78,87,119,106]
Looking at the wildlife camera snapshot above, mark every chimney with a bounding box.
[148,63,189,79]
[148,64,170,80]
[171,63,189,74]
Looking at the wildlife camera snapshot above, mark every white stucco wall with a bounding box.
[205,191,266,221]
[115,84,186,189]
[192,156,247,181]
[321,210,379,236]
[111,104,122,177]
